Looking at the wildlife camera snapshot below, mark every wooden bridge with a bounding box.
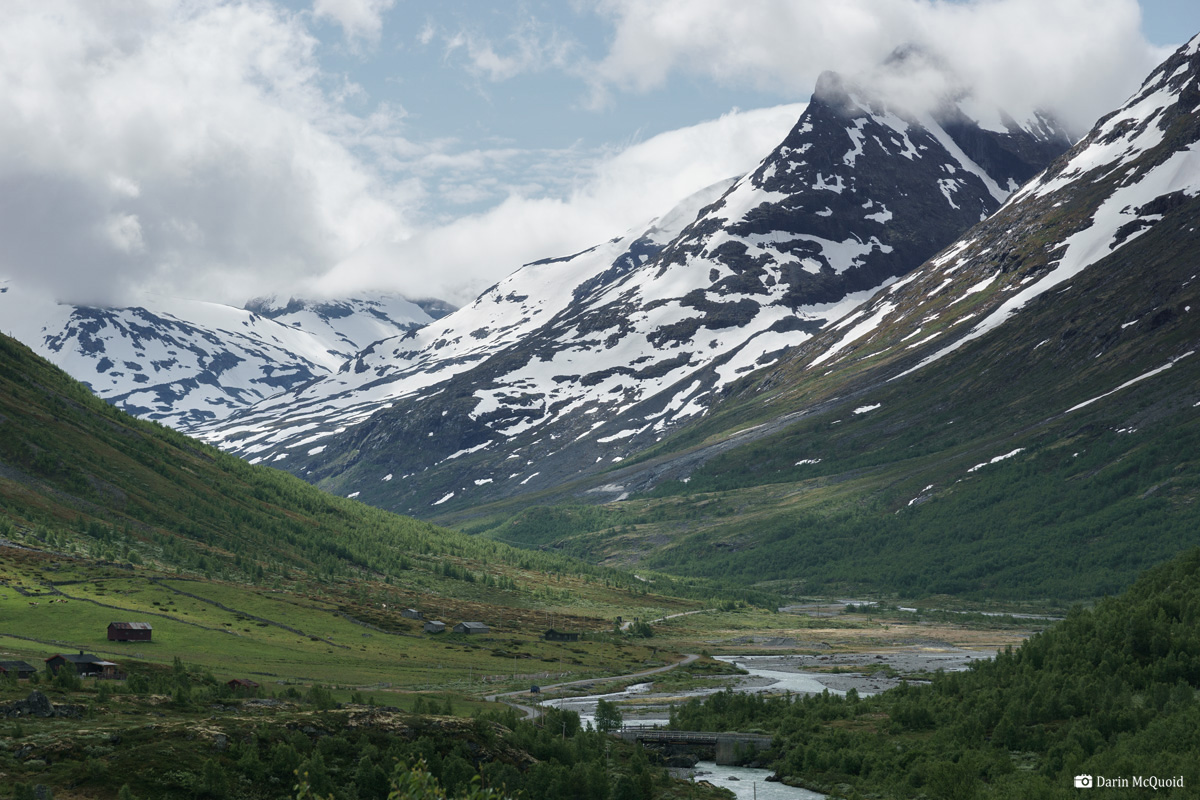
[618,726,774,765]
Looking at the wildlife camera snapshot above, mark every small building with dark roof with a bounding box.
[0,660,36,679]
[227,678,260,692]
[453,621,490,635]
[45,653,121,679]
[108,622,152,642]
[423,621,446,634]
[544,628,579,642]
[402,608,424,619]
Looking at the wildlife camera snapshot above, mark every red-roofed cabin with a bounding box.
[108,622,152,642]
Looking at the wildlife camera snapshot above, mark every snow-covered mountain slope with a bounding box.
[197,178,739,462]
[0,286,435,429]
[199,68,1071,515]
[559,33,1200,581]
[765,32,1200,389]
[243,295,438,366]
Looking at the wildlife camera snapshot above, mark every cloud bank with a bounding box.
[0,1,414,306]
[0,2,798,308]
[309,104,806,304]
[589,0,1168,134]
[312,0,396,42]
[0,0,1173,312]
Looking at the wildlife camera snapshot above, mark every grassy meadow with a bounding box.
[0,547,685,699]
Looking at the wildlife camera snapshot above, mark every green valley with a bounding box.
[0,332,744,799]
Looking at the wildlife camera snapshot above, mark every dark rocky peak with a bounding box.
[810,48,1073,191]
[810,69,864,114]
[652,63,1071,314]
[932,101,1072,188]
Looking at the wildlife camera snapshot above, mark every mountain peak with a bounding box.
[193,67,1071,515]
[812,70,851,104]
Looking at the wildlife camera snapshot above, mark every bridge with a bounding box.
[618,726,774,765]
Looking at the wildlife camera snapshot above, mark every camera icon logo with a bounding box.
[1074,774,1094,789]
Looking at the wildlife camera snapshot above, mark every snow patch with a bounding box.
[1067,351,1195,413]
[967,448,1026,473]
[812,302,896,367]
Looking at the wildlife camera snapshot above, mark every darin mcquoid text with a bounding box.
[1075,775,1185,790]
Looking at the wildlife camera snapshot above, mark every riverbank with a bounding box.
[717,645,999,695]
[529,640,1008,731]
[680,762,826,800]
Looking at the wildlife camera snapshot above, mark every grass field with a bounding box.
[0,547,677,700]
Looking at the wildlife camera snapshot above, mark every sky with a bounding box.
[0,0,1196,309]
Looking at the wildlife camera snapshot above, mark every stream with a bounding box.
[713,656,857,696]
[539,650,904,729]
[535,648,998,799]
[689,762,824,800]
[536,655,862,799]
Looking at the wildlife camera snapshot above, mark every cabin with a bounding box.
[227,678,260,692]
[544,628,579,643]
[423,621,446,634]
[0,660,36,680]
[45,652,121,679]
[108,622,152,642]
[453,621,490,635]
[402,608,424,620]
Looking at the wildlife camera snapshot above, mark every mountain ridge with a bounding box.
[196,69,1070,516]
[451,33,1200,600]
[0,286,444,429]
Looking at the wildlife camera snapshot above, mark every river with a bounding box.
[690,762,824,800]
[713,656,857,696]
[536,648,997,798]
[541,654,868,728]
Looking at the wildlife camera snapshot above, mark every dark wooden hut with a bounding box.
[108,621,153,642]
[45,652,121,679]
[0,660,36,679]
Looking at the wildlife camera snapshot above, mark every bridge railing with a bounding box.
[618,727,774,747]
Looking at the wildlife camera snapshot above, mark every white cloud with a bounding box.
[309,103,805,304]
[588,0,1169,133]
[312,0,395,42]
[103,214,146,254]
[418,20,436,46]
[1,0,1174,317]
[443,17,577,82]
[0,1,414,306]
